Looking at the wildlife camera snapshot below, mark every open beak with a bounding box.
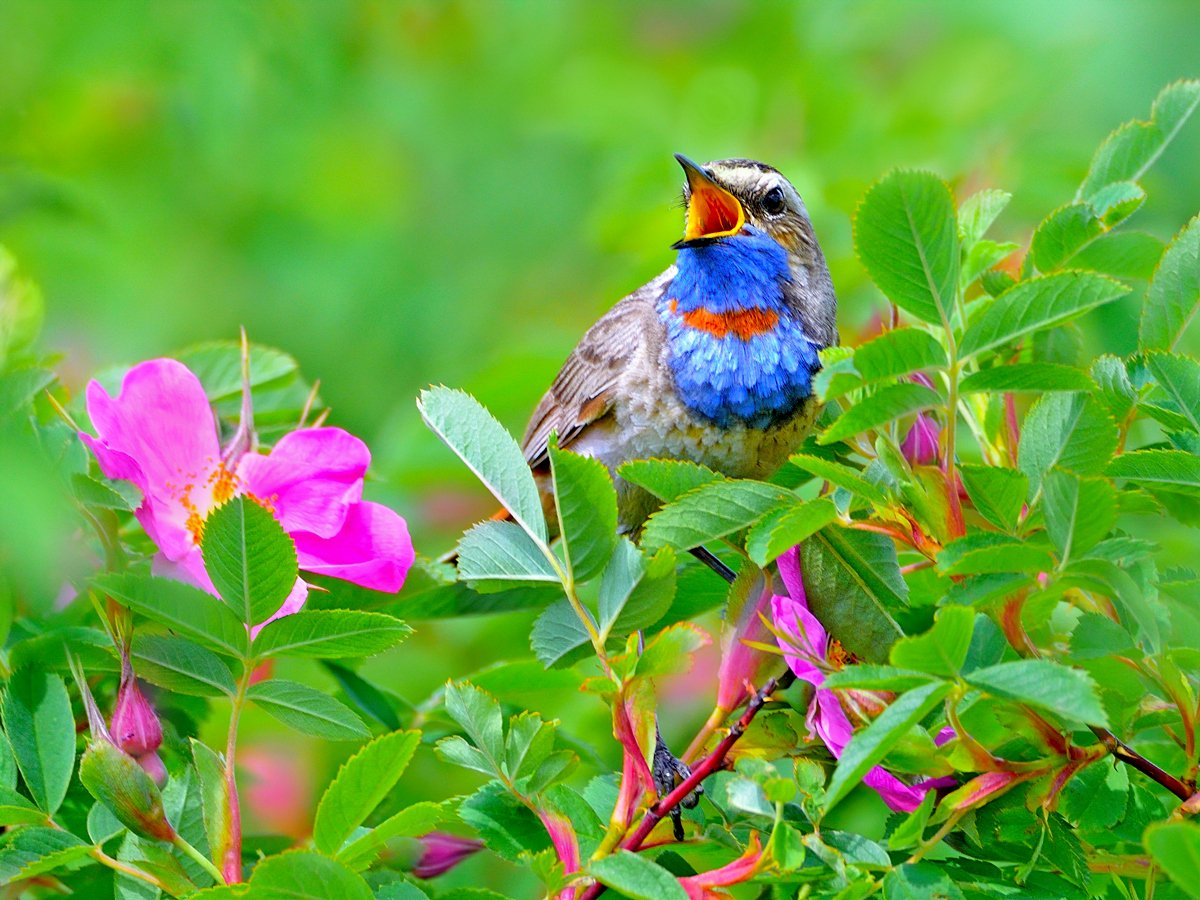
[672,153,745,249]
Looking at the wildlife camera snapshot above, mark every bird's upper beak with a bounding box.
[673,153,745,249]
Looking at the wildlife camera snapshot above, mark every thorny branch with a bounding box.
[1089,725,1193,801]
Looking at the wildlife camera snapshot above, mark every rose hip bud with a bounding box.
[80,740,177,842]
[413,832,484,878]
[901,413,940,466]
[111,673,162,757]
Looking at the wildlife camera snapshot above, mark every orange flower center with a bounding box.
[175,461,277,545]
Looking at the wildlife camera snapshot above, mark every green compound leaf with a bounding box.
[824,681,951,813]
[598,539,676,640]
[746,497,840,567]
[248,850,372,900]
[1031,203,1105,273]
[853,328,948,382]
[190,739,230,875]
[855,170,960,326]
[788,454,890,508]
[549,444,618,583]
[531,599,594,669]
[1018,393,1119,497]
[818,382,941,446]
[418,386,547,543]
[642,479,792,551]
[314,730,420,855]
[454,520,560,591]
[959,271,1129,360]
[1146,351,1200,434]
[617,459,725,503]
[252,609,411,659]
[1106,449,1200,496]
[1145,821,1200,900]
[890,605,975,677]
[959,464,1028,533]
[97,573,249,659]
[965,659,1108,727]
[1,669,74,814]
[443,681,504,769]
[132,634,236,697]
[0,826,91,884]
[337,801,445,870]
[959,363,1095,394]
[1140,215,1200,351]
[201,495,298,627]
[587,850,689,900]
[1042,470,1117,563]
[247,680,368,740]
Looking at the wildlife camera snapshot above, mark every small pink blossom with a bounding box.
[902,373,941,466]
[412,832,484,879]
[111,664,162,758]
[771,547,949,812]
[81,358,414,632]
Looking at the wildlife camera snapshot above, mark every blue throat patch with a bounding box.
[659,227,820,428]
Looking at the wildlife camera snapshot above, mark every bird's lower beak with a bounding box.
[673,153,745,249]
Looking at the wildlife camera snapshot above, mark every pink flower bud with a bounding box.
[111,672,162,757]
[138,751,168,786]
[901,413,940,466]
[412,832,484,879]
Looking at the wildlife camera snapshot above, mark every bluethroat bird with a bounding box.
[522,154,838,534]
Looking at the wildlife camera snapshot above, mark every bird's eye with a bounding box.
[762,186,786,216]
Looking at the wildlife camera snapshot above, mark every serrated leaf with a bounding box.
[249,850,372,900]
[1141,215,1200,351]
[1018,393,1119,497]
[884,862,965,900]
[821,665,937,692]
[71,473,139,511]
[252,609,411,659]
[454,520,559,590]
[958,188,1011,247]
[641,479,790,551]
[855,170,960,326]
[549,445,618,582]
[190,740,229,875]
[1031,203,1104,272]
[314,730,420,855]
[1042,470,1117,564]
[247,680,368,740]
[417,387,547,542]
[802,527,906,663]
[636,623,710,678]
[201,496,298,626]
[588,850,689,900]
[132,634,236,697]
[965,659,1107,727]
[937,533,1054,576]
[1145,821,1200,899]
[322,662,402,731]
[459,782,550,862]
[616,459,725,502]
[178,342,299,403]
[0,826,91,884]
[889,605,974,677]
[853,328,947,382]
[443,681,504,768]
[598,540,676,640]
[818,382,941,445]
[746,497,839,567]
[959,272,1129,360]
[1146,352,1200,434]
[959,363,1094,394]
[959,464,1027,532]
[1,670,74,814]
[788,454,890,508]
[530,599,593,668]
[97,573,249,659]
[1073,230,1165,279]
[1107,449,1200,495]
[824,681,951,812]
[337,801,444,870]
[1091,355,1137,420]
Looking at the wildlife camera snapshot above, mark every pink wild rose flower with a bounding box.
[81,358,414,632]
[771,546,952,811]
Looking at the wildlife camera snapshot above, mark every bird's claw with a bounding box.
[653,726,703,840]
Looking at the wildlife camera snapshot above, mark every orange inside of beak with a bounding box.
[684,180,745,241]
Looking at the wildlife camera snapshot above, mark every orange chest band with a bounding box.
[669,299,780,341]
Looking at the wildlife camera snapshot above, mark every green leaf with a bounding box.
[938,533,1055,577]
[958,188,1011,247]
[788,454,889,508]
[802,527,906,663]
[587,850,689,900]
[1147,352,1200,434]
[818,382,941,446]
[417,386,547,542]
[322,662,402,731]
[959,464,1027,532]
[854,328,947,382]
[965,659,1107,726]
[959,363,1094,394]
[1145,821,1200,899]
[443,681,504,768]
[822,665,937,692]
[824,681,951,812]
[314,730,420,855]
[1107,449,1200,496]
[337,801,444,870]
[0,731,14,790]
[190,739,229,875]
[1091,355,1137,420]
[0,367,54,420]
[642,479,791,551]
[855,170,960,326]
[0,826,91,884]
[884,863,965,900]
[530,599,593,668]
[247,680,368,740]
[98,573,249,659]
[249,850,372,900]
[132,634,236,697]
[459,782,550,862]
[1073,230,1165,279]
[178,341,299,403]
[745,497,839,567]
[1080,79,1200,198]
[1140,215,1200,351]
[1018,393,1119,496]
[71,473,139,511]
[1,669,75,814]
[252,609,411,659]
[890,605,974,677]
[0,788,44,827]
[549,445,618,582]
[1031,203,1104,272]
[201,495,298,626]
[454,520,559,590]
[616,459,725,503]
[959,272,1129,360]
[1042,470,1117,563]
[599,540,676,640]
[636,623,710,678]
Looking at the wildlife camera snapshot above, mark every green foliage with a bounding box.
[1,670,74,815]
[201,496,299,627]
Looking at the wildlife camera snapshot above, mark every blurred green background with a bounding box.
[2,0,1197,891]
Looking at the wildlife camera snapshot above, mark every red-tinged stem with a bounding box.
[1089,725,1192,801]
[222,672,251,883]
[1003,393,1020,466]
[578,671,794,900]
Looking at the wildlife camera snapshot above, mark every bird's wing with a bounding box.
[521,271,671,469]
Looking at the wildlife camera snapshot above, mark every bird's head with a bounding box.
[673,154,818,258]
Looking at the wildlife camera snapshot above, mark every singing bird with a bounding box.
[522,154,838,530]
